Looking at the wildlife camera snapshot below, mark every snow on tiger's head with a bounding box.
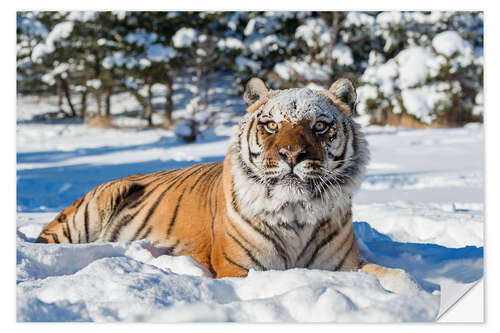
[233,77,369,205]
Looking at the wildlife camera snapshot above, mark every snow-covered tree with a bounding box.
[354,11,483,126]
[17,11,483,128]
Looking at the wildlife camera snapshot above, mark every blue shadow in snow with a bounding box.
[17,132,226,165]
[17,157,226,212]
[17,134,229,212]
[353,222,484,292]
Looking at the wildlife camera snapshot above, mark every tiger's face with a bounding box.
[235,77,368,204]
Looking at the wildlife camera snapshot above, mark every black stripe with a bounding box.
[258,218,287,251]
[334,120,349,165]
[74,197,85,211]
[125,169,187,214]
[46,232,60,243]
[254,125,261,146]
[84,202,90,243]
[236,152,261,183]
[189,163,220,193]
[210,177,222,250]
[230,186,289,267]
[138,164,207,238]
[334,232,355,270]
[35,236,49,243]
[206,165,222,222]
[296,218,331,262]
[97,178,122,194]
[105,183,146,237]
[347,119,358,154]
[199,165,222,208]
[227,231,265,270]
[166,240,180,255]
[305,228,342,267]
[71,211,77,243]
[223,251,249,273]
[139,225,153,240]
[109,207,144,242]
[277,222,299,237]
[63,224,73,243]
[206,166,222,206]
[83,188,98,243]
[165,186,188,237]
[246,117,257,166]
[305,212,352,268]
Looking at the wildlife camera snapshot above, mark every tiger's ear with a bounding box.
[328,78,357,115]
[244,77,269,109]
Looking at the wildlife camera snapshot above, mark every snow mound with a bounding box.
[17,223,439,322]
[17,206,484,322]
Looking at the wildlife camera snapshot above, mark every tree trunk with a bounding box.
[61,78,76,117]
[164,74,174,128]
[327,12,341,71]
[203,67,213,107]
[195,64,202,99]
[145,83,153,127]
[105,87,112,117]
[94,92,102,116]
[81,90,88,119]
[57,80,63,111]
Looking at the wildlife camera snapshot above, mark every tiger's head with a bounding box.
[231,77,369,217]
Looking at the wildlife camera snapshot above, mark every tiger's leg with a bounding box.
[361,263,419,294]
[36,180,144,244]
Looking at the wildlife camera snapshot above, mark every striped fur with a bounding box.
[36,78,373,279]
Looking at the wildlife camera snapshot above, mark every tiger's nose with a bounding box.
[278,147,307,166]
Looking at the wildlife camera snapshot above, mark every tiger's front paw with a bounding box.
[361,263,420,294]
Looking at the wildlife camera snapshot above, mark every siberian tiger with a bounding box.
[36,77,410,290]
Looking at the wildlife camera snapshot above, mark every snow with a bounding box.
[172,28,198,48]
[31,21,74,61]
[401,85,450,124]
[17,15,48,38]
[235,56,261,72]
[358,42,468,122]
[146,44,177,62]
[295,18,331,48]
[174,123,194,138]
[432,31,471,57]
[86,79,102,90]
[361,59,398,96]
[245,34,286,57]
[124,31,157,46]
[16,79,483,322]
[102,52,127,69]
[356,84,379,116]
[216,37,244,51]
[344,12,376,27]
[65,11,98,22]
[273,60,331,82]
[331,43,354,66]
[397,47,435,89]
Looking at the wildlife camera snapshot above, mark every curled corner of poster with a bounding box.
[437,279,484,322]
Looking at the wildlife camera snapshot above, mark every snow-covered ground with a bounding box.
[16,82,484,322]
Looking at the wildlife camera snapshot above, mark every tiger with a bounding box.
[36,77,413,291]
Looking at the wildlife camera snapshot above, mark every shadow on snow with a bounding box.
[17,134,229,211]
[353,221,483,293]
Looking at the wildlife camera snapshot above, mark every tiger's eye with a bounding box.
[265,121,278,132]
[313,121,329,133]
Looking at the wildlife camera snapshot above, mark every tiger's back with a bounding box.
[36,162,224,271]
